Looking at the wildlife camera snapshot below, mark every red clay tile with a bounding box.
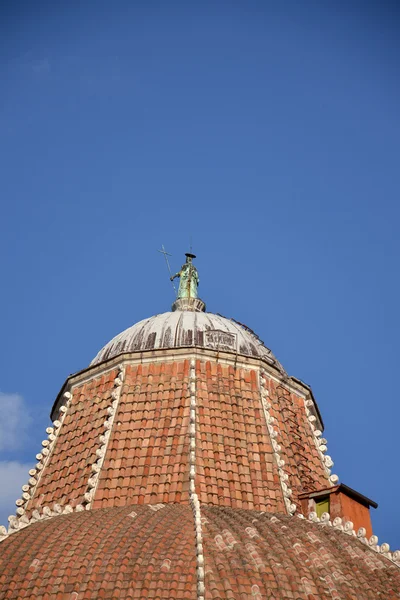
[2,505,398,599]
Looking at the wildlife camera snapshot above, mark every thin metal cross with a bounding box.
[158,244,177,294]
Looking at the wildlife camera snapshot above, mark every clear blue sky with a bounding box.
[1,1,399,547]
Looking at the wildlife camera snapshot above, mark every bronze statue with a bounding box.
[171,253,199,299]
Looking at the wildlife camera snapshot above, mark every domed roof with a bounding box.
[91,311,283,368]
[1,504,399,599]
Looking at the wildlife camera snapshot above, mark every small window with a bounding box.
[315,497,330,518]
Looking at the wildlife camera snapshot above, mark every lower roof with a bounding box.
[1,504,399,599]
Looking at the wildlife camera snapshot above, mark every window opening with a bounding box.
[315,496,330,518]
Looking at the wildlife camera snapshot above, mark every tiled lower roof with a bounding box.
[0,504,196,599]
[201,506,400,599]
[1,504,399,599]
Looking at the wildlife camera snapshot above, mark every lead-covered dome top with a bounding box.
[91,310,282,368]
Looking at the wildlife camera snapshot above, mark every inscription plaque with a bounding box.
[204,330,237,351]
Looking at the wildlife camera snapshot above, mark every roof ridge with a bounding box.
[303,510,399,566]
[2,505,398,569]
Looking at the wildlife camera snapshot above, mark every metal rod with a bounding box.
[158,245,177,295]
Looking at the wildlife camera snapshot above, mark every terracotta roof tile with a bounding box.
[0,505,196,599]
[21,360,378,525]
[264,375,330,506]
[93,362,191,508]
[201,506,400,599]
[6,351,396,599]
[27,371,118,513]
[1,506,399,599]
[196,362,286,512]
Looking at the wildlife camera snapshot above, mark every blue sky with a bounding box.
[1,1,399,548]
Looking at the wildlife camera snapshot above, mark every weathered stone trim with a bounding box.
[306,511,400,567]
[260,368,296,515]
[0,502,85,542]
[188,358,205,600]
[9,389,73,527]
[304,399,339,485]
[82,365,125,509]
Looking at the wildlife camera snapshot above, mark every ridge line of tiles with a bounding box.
[3,389,74,534]
[188,358,205,600]
[1,503,399,571]
[201,506,400,598]
[0,502,83,541]
[260,368,296,515]
[83,365,125,509]
[303,396,339,485]
[304,511,400,567]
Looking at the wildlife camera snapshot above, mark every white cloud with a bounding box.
[0,393,31,451]
[0,461,32,527]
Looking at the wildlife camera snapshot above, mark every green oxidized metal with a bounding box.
[171,253,199,299]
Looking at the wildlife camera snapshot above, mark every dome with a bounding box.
[1,504,399,599]
[3,252,398,599]
[91,311,283,368]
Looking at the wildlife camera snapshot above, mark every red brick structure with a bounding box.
[0,291,399,599]
[299,484,378,539]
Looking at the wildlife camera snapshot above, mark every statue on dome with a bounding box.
[171,253,199,299]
